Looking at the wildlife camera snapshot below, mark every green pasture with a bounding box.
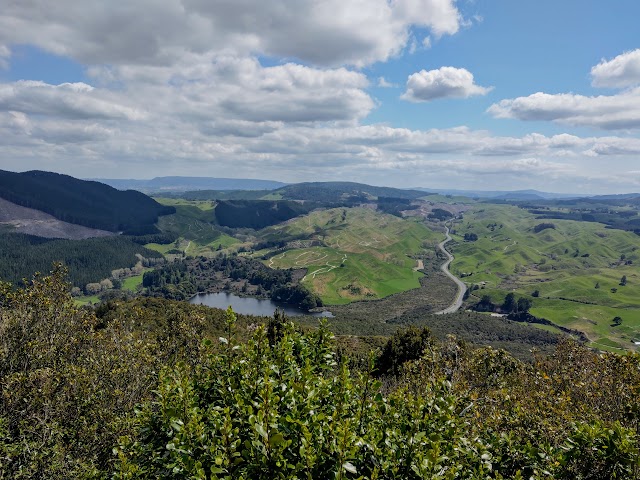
[154,197,216,210]
[121,271,149,292]
[74,295,100,306]
[144,242,175,255]
[456,204,640,350]
[150,199,241,257]
[263,207,437,304]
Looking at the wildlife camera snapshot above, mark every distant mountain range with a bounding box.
[92,176,288,192]
[589,193,640,201]
[94,176,591,201]
[414,187,582,200]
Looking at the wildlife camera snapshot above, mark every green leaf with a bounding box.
[343,462,357,474]
[255,423,267,440]
[270,433,285,447]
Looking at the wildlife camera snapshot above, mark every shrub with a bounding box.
[534,223,556,233]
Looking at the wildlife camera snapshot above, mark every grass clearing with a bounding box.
[74,295,100,306]
[121,271,150,292]
[151,199,242,257]
[154,197,216,211]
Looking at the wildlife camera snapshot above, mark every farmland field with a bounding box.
[258,207,439,304]
[450,204,640,350]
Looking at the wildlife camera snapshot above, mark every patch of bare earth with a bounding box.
[0,197,115,240]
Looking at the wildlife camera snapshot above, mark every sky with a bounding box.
[1,0,640,194]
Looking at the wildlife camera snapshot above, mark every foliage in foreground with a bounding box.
[117,317,640,479]
[0,266,208,478]
[1,268,640,478]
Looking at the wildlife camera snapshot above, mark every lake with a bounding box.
[189,291,333,318]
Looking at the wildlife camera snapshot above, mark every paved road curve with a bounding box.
[435,224,467,315]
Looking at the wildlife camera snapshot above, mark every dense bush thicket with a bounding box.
[0,232,163,287]
[127,232,178,245]
[376,197,419,217]
[117,318,640,479]
[0,267,210,478]
[533,222,556,233]
[2,269,640,478]
[0,169,174,232]
[427,208,454,221]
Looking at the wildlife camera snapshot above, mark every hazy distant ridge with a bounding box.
[414,187,582,200]
[93,176,288,192]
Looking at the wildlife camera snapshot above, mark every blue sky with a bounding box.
[1,1,640,193]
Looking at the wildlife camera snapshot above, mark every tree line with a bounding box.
[143,254,322,310]
[0,232,163,288]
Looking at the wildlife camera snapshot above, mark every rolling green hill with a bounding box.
[0,170,174,234]
[450,203,640,350]
[179,189,274,201]
[256,207,438,304]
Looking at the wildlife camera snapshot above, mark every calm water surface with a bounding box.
[189,291,333,318]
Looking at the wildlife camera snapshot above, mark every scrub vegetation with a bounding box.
[2,268,640,479]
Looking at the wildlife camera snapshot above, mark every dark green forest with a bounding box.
[2,270,640,478]
[215,200,317,229]
[0,170,174,233]
[0,232,162,287]
[376,196,419,217]
[277,182,427,203]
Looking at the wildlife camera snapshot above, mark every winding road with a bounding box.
[435,224,467,315]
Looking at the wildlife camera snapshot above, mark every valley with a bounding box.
[5,170,640,477]
[2,170,640,356]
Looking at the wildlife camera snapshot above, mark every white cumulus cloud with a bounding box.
[401,67,492,102]
[0,81,145,120]
[591,49,640,88]
[0,0,461,68]
[487,88,640,130]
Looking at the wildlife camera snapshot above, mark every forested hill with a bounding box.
[276,181,429,202]
[0,170,174,234]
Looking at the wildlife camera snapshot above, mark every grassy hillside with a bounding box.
[0,170,174,233]
[450,203,640,350]
[148,198,240,256]
[257,207,439,304]
[180,189,273,200]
